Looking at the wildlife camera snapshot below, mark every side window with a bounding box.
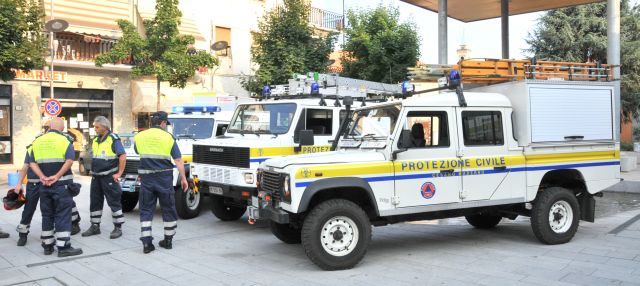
[216,124,228,136]
[403,111,450,148]
[294,108,333,143]
[462,111,504,146]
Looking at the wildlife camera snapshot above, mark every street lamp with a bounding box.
[44,18,69,99]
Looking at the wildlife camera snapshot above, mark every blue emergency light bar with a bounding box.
[171,105,221,113]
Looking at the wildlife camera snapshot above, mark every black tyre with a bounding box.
[210,195,246,221]
[301,199,371,271]
[175,183,200,219]
[270,221,302,244]
[465,214,503,229]
[121,192,139,213]
[531,187,580,245]
[78,160,89,176]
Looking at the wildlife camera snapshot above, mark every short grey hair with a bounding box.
[93,116,111,130]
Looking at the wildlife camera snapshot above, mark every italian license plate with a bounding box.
[209,186,223,195]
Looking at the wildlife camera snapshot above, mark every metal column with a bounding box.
[438,0,448,64]
[607,0,621,140]
[501,0,509,59]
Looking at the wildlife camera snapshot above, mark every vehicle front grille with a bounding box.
[193,145,250,168]
[124,160,139,174]
[261,171,282,200]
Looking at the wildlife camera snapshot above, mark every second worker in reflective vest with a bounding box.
[28,117,83,257]
[134,111,188,254]
[81,116,126,239]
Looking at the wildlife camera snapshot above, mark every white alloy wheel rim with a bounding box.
[186,188,200,210]
[549,200,573,233]
[321,216,359,257]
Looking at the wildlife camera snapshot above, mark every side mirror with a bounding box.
[295,129,314,152]
[393,129,411,160]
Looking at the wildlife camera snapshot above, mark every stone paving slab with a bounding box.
[1,172,640,285]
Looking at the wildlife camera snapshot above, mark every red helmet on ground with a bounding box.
[3,188,26,210]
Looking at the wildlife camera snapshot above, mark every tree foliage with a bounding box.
[0,0,45,82]
[95,0,217,110]
[341,6,420,83]
[245,0,336,94]
[525,1,640,122]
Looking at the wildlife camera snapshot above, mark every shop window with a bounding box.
[0,85,11,164]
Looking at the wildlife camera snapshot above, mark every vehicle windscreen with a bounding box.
[347,104,401,139]
[169,118,215,139]
[120,135,135,148]
[228,103,297,134]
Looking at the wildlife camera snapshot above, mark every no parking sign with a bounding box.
[44,99,62,116]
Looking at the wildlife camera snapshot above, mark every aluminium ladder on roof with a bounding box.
[270,73,406,98]
[408,58,616,84]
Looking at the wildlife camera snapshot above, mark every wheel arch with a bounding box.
[537,169,595,222]
[299,177,379,219]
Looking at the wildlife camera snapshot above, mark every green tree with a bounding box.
[246,0,336,94]
[525,0,640,122]
[341,6,420,83]
[0,0,45,82]
[95,0,217,110]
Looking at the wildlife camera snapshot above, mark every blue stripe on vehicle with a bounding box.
[293,160,619,188]
[250,158,270,163]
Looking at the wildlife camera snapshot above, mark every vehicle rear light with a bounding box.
[264,195,272,202]
[241,191,250,198]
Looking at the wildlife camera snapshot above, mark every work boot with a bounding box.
[71,223,81,235]
[42,244,54,255]
[0,230,9,239]
[82,224,101,237]
[17,233,28,246]
[109,226,122,239]
[143,242,155,254]
[158,236,173,250]
[58,246,83,257]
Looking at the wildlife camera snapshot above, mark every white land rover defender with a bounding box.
[119,106,233,218]
[250,78,620,270]
[191,74,403,221]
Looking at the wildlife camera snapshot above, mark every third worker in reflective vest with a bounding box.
[81,116,126,239]
[134,111,188,254]
[28,117,82,257]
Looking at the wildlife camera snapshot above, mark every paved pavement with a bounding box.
[0,164,639,286]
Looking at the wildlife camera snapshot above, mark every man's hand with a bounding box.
[45,174,60,186]
[15,182,23,192]
[113,173,122,183]
[181,177,189,192]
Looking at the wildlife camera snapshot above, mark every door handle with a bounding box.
[493,166,507,171]
[440,169,454,173]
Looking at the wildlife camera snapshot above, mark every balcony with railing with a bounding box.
[274,6,344,32]
[49,32,133,70]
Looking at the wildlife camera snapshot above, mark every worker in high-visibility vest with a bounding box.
[82,116,126,238]
[134,111,188,254]
[28,117,82,257]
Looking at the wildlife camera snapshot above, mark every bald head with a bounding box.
[49,117,65,131]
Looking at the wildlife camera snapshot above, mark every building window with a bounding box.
[462,111,504,146]
[214,26,231,56]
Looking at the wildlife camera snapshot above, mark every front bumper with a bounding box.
[248,204,290,224]
[197,180,257,203]
[119,174,140,193]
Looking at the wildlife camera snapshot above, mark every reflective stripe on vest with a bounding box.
[31,131,73,181]
[134,128,175,173]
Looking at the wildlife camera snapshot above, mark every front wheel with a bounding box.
[301,199,371,271]
[531,187,580,244]
[175,183,200,219]
[121,192,139,213]
[270,221,301,244]
[210,195,246,221]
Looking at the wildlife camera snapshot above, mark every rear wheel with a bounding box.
[210,195,246,221]
[270,221,302,244]
[465,214,503,229]
[121,192,139,213]
[175,182,200,219]
[301,199,371,271]
[531,187,580,244]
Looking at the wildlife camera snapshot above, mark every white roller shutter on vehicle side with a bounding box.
[529,87,613,142]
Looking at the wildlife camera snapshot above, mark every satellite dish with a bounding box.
[45,19,69,33]
[211,41,229,51]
